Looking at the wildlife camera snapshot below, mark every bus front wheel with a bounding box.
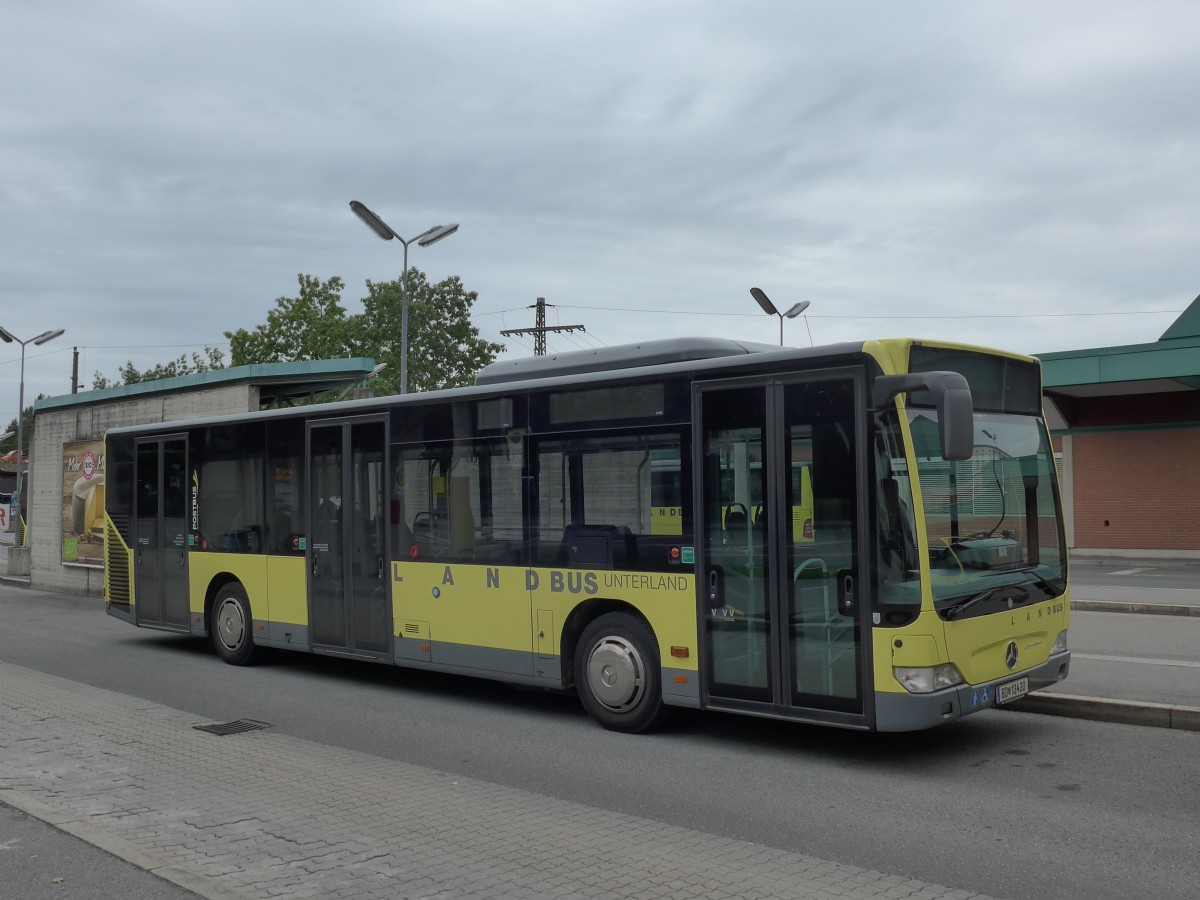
[575,613,665,733]
[212,583,261,666]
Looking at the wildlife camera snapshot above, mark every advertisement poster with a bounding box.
[61,440,105,568]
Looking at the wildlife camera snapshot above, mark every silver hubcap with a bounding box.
[216,598,246,652]
[586,635,645,713]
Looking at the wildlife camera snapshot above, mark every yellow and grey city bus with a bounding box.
[104,337,1070,732]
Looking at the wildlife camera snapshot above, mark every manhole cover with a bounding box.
[193,719,271,736]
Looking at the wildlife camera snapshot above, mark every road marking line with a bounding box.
[1074,653,1200,669]
[1105,568,1152,576]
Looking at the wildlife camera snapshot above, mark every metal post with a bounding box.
[16,345,26,518]
[534,297,547,356]
[401,240,410,394]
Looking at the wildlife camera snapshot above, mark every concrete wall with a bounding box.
[29,384,259,596]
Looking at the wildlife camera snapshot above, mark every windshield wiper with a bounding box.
[942,589,999,621]
[982,565,1061,597]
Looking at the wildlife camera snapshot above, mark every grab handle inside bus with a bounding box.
[872,371,973,461]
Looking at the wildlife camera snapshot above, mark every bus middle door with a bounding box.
[307,417,390,658]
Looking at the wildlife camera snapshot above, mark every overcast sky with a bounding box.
[4,1,1199,413]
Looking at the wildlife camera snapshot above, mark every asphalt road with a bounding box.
[1,800,197,900]
[2,585,1199,900]
[1043,609,1200,707]
[1069,558,1200,607]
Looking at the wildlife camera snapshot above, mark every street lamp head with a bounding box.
[2,324,63,546]
[416,223,459,247]
[782,301,811,319]
[350,201,397,241]
[353,204,460,397]
[34,329,65,345]
[750,287,778,316]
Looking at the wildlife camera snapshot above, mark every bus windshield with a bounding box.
[908,408,1066,612]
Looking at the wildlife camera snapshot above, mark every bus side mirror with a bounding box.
[873,371,973,461]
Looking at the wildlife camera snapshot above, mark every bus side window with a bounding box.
[267,419,304,555]
[196,427,265,549]
[573,431,689,572]
[394,446,513,565]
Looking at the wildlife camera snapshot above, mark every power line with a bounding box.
[544,305,1186,320]
[77,341,232,350]
[477,304,1183,320]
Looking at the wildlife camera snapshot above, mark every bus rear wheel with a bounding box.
[575,613,665,733]
[212,583,261,666]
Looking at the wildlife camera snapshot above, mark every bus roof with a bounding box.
[95,337,1054,449]
[103,338,878,438]
[474,337,779,385]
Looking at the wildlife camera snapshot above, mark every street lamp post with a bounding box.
[0,327,65,543]
[349,201,459,395]
[750,288,811,346]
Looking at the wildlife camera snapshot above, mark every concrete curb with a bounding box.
[1008,692,1200,731]
[1069,553,1200,567]
[0,787,253,900]
[1071,599,1200,616]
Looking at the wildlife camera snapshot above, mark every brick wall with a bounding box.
[1072,428,1200,552]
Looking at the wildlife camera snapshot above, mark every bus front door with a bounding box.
[133,437,190,631]
[307,418,390,658]
[697,376,867,725]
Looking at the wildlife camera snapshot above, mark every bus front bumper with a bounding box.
[874,650,1071,732]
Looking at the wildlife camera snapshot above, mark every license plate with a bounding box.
[996,677,1029,705]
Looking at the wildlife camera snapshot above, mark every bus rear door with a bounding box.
[133,436,190,631]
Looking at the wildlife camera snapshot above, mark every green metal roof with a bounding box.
[1160,293,1200,341]
[1037,294,1200,394]
[35,358,379,412]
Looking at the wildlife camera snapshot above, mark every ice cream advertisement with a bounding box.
[61,440,105,567]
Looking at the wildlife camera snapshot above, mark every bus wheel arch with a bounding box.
[571,605,666,733]
[209,578,262,666]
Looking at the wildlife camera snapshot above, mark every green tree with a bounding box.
[1,414,22,456]
[226,274,351,365]
[93,347,226,389]
[0,417,16,453]
[2,397,44,463]
[351,270,504,393]
[227,271,503,393]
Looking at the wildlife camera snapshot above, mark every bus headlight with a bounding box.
[894,663,964,694]
[1051,630,1068,654]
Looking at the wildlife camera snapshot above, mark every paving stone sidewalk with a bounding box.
[0,660,989,900]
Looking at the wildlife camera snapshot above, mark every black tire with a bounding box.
[211,582,261,666]
[574,612,666,733]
